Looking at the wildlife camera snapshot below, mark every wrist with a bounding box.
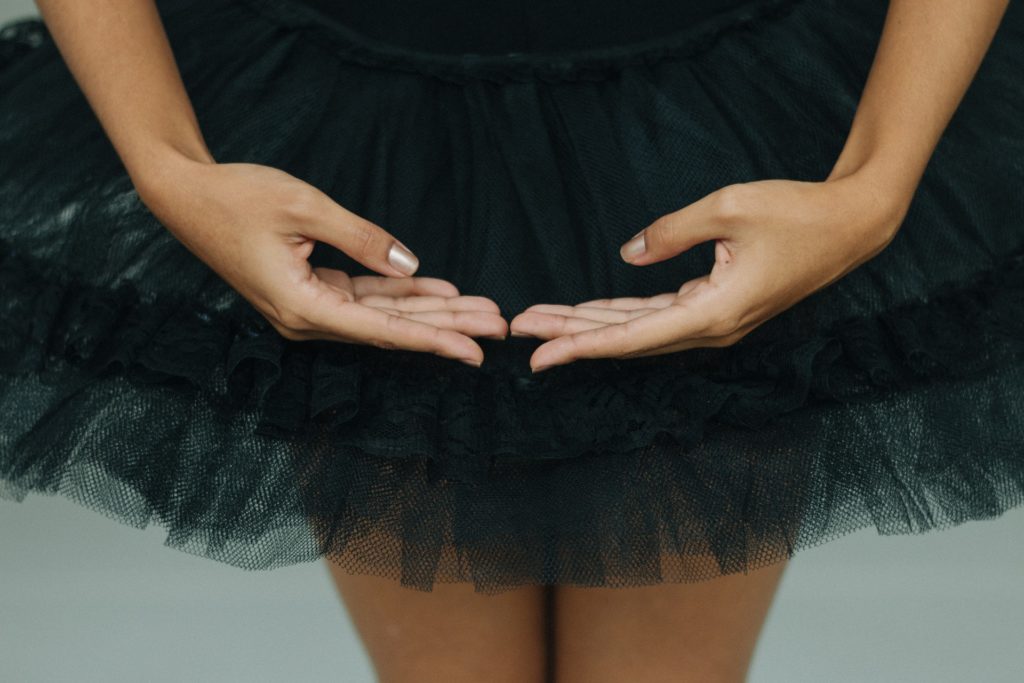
[827,140,922,205]
[827,149,917,224]
[824,164,915,248]
[129,142,216,208]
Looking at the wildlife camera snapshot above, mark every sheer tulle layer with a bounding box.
[1,0,1023,592]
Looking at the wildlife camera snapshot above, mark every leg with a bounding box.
[324,558,549,683]
[552,557,789,683]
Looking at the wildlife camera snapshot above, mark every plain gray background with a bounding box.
[1,2,1021,681]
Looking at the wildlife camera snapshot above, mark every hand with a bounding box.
[509,175,910,372]
[135,153,508,367]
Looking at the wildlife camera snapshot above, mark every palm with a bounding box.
[510,271,730,361]
[305,266,509,343]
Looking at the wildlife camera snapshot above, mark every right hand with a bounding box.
[134,153,508,367]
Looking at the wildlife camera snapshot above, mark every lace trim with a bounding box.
[3,234,1023,475]
[233,0,807,84]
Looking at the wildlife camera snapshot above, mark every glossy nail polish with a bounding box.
[388,242,419,275]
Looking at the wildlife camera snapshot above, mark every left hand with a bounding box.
[509,175,910,372]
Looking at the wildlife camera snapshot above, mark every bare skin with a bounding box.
[325,564,549,683]
[35,0,1011,680]
[551,559,789,683]
[326,557,789,683]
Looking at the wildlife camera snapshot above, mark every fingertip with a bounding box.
[620,230,646,263]
[508,315,532,338]
[387,242,420,276]
[530,343,564,373]
[445,336,484,367]
[443,279,462,296]
[476,314,509,340]
[458,347,484,366]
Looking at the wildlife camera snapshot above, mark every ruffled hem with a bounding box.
[234,0,805,84]
[2,0,1024,593]
[3,234,1023,482]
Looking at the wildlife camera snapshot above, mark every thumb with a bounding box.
[302,192,420,277]
[620,192,727,266]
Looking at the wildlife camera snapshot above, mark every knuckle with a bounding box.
[710,184,752,225]
[270,320,303,341]
[644,216,673,252]
[728,328,750,345]
[706,310,744,338]
[280,184,321,221]
[354,223,380,260]
[275,308,305,330]
[271,299,313,333]
[710,329,747,348]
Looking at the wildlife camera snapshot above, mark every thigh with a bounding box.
[325,558,549,683]
[552,557,790,683]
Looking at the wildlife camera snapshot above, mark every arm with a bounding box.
[32,0,507,365]
[511,0,1016,370]
[34,0,215,193]
[827,0,1012,214]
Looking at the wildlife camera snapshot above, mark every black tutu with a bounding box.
[2,0,1023,593]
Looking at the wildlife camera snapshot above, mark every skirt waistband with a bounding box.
[282,0,777,55]
[233,0,802,83]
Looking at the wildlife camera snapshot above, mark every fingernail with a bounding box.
[620,231,646,262]
[510,330,529,337]
[532,364,551,373]
[388,242,419,275]
[460,357,482,367]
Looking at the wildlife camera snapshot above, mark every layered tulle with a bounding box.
[1,0,1023,592]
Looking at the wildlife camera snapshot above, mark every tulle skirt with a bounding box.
[1,0,1023,593]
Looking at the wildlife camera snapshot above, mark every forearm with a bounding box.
[827,0,1011,209]
[34,0,215,194]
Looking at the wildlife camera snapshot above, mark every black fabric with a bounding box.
[292,0,753,54]
[1,0,1023,593]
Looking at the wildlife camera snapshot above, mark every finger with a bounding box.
[295,281,486,364]
[571,293,678,310]
[529,308,680,370]
[357,294,501,314]
[312,267,354,297]
[371,308,509,339]
[620,184,746,266]
[518,303,662,323]
[677,277,705,298]
[296,188,421,278]
[613,334,720,359]
[530,287,733,370]
[351,274,460,298]
[510,306,661,339]
[510,312,610,339]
